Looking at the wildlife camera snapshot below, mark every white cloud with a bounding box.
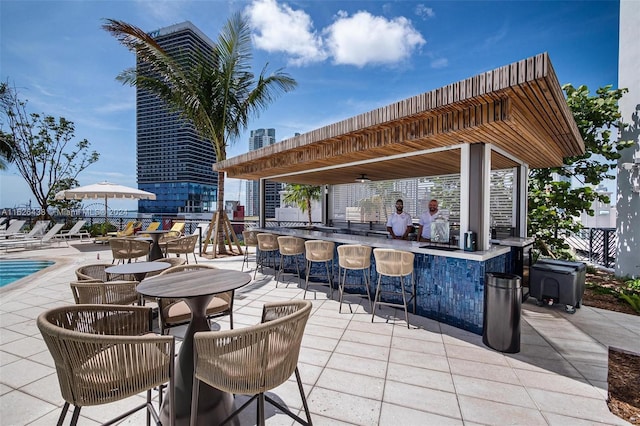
[430,57,448,69]
[245,0,426,68]
[415,4,435,19]
[324,11,426,67]
[245,0,327,66]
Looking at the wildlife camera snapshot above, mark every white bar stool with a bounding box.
[254,233,279,279]
[304,240,335,299]
[372,248,415,328]
[337,244,373,313]
[276,236,305,286]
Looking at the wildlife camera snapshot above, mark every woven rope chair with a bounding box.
[276,236,305,287]
[156,264,233,334]
[163,234,198,264]
[75,263,132,282]
[371,248,415,328]
[129,238,151,262]
[109,238,131,264]
[254,233,279,279]
[337,244,373,313]
[144,257,187,279]
[37,304,175,426]
[304,240,335,299]
[242,230,259,272]
[70,280,140,305]
[191,300,312,426]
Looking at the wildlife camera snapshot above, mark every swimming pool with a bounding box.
[0,259,55,288]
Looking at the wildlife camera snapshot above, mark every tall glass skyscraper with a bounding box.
[137,22,217,214]
[246,128,281,217]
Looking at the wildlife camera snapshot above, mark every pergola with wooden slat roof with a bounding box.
[215,52,583,185]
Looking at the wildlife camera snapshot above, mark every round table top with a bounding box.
[137,269,252,299]
[105,261,171,275]
[141,230,171,235]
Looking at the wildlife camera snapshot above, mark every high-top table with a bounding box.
[137,268,252,425]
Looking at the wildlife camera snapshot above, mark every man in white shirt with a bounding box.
[386,199,413,240]
[418,199,439,242]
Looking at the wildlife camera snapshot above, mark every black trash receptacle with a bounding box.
[483,272,522,353]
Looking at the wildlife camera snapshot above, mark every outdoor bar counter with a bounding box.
[254,226,518,334]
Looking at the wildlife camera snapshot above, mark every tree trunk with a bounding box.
[307,198,312,225]
[216,171,227,255]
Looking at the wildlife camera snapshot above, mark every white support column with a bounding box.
[481,143,492,250]
[460,144,470,249]
[259,178,266,228]
[516,164,529,238]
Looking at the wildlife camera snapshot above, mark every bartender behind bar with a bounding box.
[417,199,439,242]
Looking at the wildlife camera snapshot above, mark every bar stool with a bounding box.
[254,233,279,279]
[276,236,305,286]
[337,244,373,313]
[242,230,259,272]
[372,248,415,328]
[304,240,335,299]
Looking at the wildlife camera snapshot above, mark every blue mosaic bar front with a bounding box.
[258,243,510,334]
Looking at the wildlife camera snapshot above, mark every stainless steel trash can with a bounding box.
[483,272,522,353]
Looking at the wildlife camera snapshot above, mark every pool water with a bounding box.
[0,260,54,288]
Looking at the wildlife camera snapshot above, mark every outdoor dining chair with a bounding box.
[276,236,305,286]
[337,244,373,313]
[75,263,132,281]
[69,280,140,305]
[37,304,175,426]
[304,240,335,299]
[162,234,198,264]
[191,300,312,426]
[156,264,234,334]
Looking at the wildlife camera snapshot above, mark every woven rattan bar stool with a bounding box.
[242,230,259,272]
[371,248,415,328]
[255,233,279,279]
[276,236,305,287]
[337,244,373,313]
[304,240,335,299]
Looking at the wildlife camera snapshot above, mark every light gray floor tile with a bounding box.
[448,357,521,385]
[308,386,381,425]
[0,358,55,389]
[458,394,548,425]
[380,402,463,426]
[529,388,624,424]
[383,379,461,419]
[316,367,385,400]
[515,368,603,399]
[452,374,537,409]
[0,389,58,425]
[386,362,455,392]
[326,352,388,378]
[388,347,451,373]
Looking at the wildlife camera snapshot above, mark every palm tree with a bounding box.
[103,14,297,255]
[282,184,322,225]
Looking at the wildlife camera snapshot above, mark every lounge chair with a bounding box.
[5,220,49,239]
[137,221,160,237]
[106,220,138,238]
[0,223,65,251]
[0,220,26,237]
[55,220,90,242]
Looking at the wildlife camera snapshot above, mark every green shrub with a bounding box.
[618,291,640,313]
[625,278,640,293]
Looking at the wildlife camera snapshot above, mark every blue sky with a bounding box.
[0,0,620,211]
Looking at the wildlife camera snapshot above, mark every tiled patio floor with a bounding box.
[1,241,638,425]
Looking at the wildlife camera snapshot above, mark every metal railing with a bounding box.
[573,227,617,269]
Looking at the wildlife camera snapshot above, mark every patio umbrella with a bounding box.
[54,181,156,230]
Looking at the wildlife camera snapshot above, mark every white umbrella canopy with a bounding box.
[55,181,156,226]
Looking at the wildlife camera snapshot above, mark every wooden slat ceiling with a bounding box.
[214,53,584,185]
